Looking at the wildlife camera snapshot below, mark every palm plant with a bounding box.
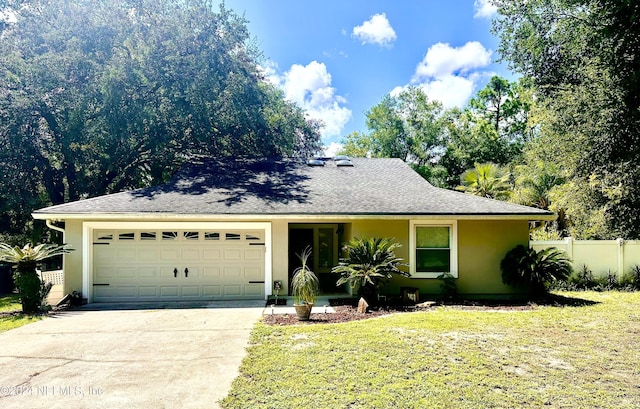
[500,245,572,298]
[332,237,408,302]
[457,162,511,200]
[0,243,72,313]
[291,246,319,306]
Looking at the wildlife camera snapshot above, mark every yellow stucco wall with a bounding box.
[63,220,84,296]
[56,217,530,300]
[340,218,529,298]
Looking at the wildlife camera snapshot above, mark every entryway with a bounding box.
[288,223,347,294]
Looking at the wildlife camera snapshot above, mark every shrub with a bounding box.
[0,243,71,313]
[622,265,640,291]
[332,237,408,303]
[437,272,457,301]
[500,245,572,298]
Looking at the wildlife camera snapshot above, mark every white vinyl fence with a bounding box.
[531,238,640,277]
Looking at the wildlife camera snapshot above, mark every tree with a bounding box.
[0,0,320,240]
[363,87,445,166]
[457,163,511,200]
[0,243,72,313]
[492,0,640,238]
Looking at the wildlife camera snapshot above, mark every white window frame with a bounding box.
[409,220,458,278]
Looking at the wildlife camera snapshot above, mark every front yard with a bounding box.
[223,292,640,408]
[0,293,43,332]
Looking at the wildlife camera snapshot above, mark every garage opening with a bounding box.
[92,229,265,302]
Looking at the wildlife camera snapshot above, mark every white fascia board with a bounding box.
[35,212,555,222]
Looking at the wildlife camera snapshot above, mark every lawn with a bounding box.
[222,292,640,409]
[0,293,43,332]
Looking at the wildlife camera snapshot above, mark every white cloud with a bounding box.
[394,41,493,108]
[352,13,397,47]
[323,142,344,157]
[270,61,352,139]
[0,8,17,23]
[474,0,498,19]
[414,41,492,79]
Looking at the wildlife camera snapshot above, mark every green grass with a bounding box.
[222,292,640,409]
[0,293,42,332]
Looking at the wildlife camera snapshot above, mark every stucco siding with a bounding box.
[64,220,84,296]
[456,219,529,296]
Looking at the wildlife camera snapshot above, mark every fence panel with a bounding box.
[530,238,640,277]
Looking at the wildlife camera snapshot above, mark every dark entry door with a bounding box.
[288,228,314,295]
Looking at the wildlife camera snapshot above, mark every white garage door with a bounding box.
[92,229,265,302]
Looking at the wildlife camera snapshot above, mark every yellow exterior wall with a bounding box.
[455,220,529,296]
[271,220,289,293]
[63,220,84,296]
[56,216,530,300]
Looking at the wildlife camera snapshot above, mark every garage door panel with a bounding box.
[116,286,137,297]
[117,249,138,262]
[202,266,221,278]
[160,286,179,297]
[181,249,200,261]
[160,249,180,260]
[244,284,263,297]
[116,267,137,279]
[138,267,159,279]
[181,286,200,297]
[203,249,221,260]
[138,287,158,297]
[244,248,264,260]
[93,228,266,302]
[139,249,159,261]
[223,285,242,297]
[202,286,222,297]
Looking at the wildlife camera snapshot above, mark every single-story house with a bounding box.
[32,157,554,303]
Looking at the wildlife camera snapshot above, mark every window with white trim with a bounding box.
[410,221,457,278]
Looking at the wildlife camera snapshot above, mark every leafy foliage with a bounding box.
[437,272,457,301]
[332,237,408,301]
[493,0,640,238]
[0,0,320,241]
[457,162,511,200]
[500,245,572,297]
[290,246,318,305]
[0,243,72,313]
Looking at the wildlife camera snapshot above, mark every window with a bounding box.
[141,232,157,241]
[410,221,457,278]
[204,232,220,240]
[183,231,199,240]
[118,232,135,241]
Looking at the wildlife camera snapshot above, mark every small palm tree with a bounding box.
[500,245,572,298]
[457,162,511,200]
[0,243,72,313]
[291,246,319,306]
[332,237,408,302]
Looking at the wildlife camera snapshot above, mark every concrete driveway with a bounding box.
[0,301,264,409]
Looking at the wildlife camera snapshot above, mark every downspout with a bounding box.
[46,219,66,242]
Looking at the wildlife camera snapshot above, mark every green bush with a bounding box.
[332,237,408,303]
[437,272,457,301]
[501,245,572,298]
[0,243,71,313]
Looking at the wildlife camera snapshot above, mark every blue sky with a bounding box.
[220,0,507,154]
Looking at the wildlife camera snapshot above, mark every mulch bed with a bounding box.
[262,298,546,326]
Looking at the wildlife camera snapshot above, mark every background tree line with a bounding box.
[340,0,640,240]
[0,0,321,243]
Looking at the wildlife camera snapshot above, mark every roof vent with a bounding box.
[307,159,325,167]
[336,159,354,167]
[334,155,350,161]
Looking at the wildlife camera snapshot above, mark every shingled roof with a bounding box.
[33,158,553,218]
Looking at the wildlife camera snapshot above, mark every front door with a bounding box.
[288,224,342,294]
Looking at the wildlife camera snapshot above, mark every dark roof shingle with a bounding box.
[33,158,553,217]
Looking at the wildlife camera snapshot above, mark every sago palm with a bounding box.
[0,243,72,313]
[332,237,408,301]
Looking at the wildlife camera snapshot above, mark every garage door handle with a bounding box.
[174,268,178,278]
[93,283,110,286]
[184,268,189,278]
[249,281,265,284]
